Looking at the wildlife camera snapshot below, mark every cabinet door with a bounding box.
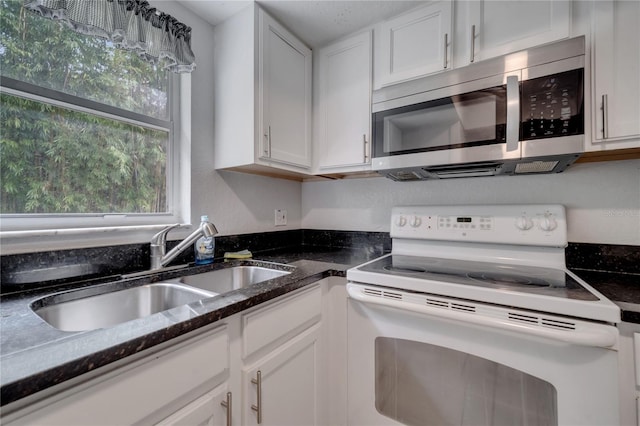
[467,0,570,64]
[243,325,321,426]
[374,1,452,89]
[591,0,640,147]
[318,31,372,172]
[259,10,312,168]
[156,385,231,426]
[616,323,640,426]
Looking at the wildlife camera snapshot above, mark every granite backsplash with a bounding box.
[1,229,636,294]
[566,242,640,274]
[0,230,391,293]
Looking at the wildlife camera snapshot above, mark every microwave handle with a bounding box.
[506,75,520,152]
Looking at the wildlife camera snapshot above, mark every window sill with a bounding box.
[0,224,193,255]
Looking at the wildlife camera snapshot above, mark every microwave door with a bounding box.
[372,78,520,171]
[379,88,507,155]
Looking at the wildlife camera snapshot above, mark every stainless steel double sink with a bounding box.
[31,265,291,332]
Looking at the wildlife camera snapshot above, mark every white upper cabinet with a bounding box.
[259,10,313,168]
[373,1,570,89]
[213,4,312,177]
[317,31,372,173]
[373,1,453,89]
[464,0,571,65]
[590,0,640,150]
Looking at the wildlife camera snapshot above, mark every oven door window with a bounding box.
[375,337,557,426]
[373,86,506,157]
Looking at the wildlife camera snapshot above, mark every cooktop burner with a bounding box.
[364,255,599,301]
[466,272,545,287]
[383,265,427,274]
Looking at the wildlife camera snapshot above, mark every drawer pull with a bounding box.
[470,25,476,63]
[363,134,369,163]
[443,33,449,69]
[251,370,263,424]
[220,392,232,426]
[601,94,609,139]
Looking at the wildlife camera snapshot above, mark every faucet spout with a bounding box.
[150,220,219,270]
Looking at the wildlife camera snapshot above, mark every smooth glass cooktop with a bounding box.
[359,255,599,301]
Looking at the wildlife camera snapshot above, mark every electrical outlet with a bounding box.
[275,209,287,226]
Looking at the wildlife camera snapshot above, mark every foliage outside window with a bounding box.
[0,0,175,221]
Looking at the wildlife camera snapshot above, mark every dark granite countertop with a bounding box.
[1,241,638,408]
[0,245,385,407]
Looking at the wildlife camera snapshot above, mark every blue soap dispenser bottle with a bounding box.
[194,215,215,265]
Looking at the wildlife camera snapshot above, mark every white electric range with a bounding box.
[346,205,621,426]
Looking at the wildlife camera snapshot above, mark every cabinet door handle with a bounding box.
[363,134,369,163]
[470,25,476,63]
[263,126,271,157]
[220,391,232,426]
[601,94,609,139]
[443,33,449,69]
[251,370,262,424]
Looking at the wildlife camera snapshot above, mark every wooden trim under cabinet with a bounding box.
[575,147,640,164]
[221,149,639,182]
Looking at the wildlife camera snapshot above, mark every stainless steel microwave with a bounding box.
[372,36,585,181]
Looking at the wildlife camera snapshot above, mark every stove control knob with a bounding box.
[395,215,407,227]
[515,216,534,231]
[409,216,422,228]
[539,215,557,232]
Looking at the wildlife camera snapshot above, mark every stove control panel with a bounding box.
[436,215,493,231]
[391,205,567,247]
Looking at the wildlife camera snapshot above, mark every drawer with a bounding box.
[243,284,321,358]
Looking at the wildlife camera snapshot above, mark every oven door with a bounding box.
[346,282,620,426]
[371,73,521,172]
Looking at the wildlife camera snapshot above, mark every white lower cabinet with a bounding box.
[3,325,231,426]
[240,283,323,425]
[2,281,327,426]
[618,322,640,426]
[242,326,321,426]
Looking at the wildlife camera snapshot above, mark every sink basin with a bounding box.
[173,266,291,294]
[32,283,215,332]
[32,265,292,332]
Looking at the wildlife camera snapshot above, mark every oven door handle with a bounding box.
[347,284,617,349]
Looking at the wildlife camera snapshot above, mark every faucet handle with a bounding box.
[151,223,181,246]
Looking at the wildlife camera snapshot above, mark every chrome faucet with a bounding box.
[150,219,219,270]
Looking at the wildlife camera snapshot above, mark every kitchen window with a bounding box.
[0,0,188,236]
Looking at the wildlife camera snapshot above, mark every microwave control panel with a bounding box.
[521,68,584,140]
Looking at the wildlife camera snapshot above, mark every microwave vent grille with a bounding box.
[386,170,424,181]
[515,160,559,174]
